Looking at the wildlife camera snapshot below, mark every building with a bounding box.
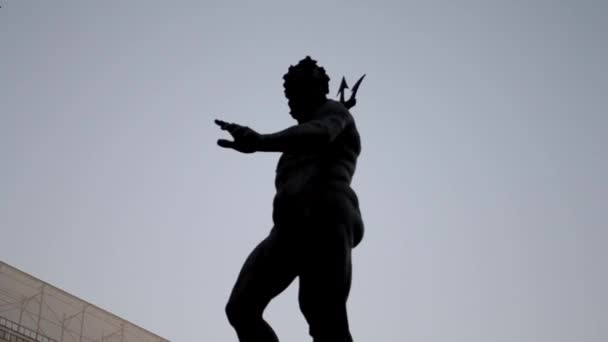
[0,261,168,342]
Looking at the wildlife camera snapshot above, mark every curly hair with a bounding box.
[282,56,330,100]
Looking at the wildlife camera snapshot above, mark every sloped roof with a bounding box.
[0,261,168,342]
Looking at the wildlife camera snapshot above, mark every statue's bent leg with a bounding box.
[226,228,298,342]
[298,222,354,342]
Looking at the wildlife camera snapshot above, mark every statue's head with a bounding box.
[283,56,330,121]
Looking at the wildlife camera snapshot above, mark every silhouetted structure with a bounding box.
[0,261,168,342]
[216,56,365,342]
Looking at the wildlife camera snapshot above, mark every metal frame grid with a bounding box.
[0,262,168,342]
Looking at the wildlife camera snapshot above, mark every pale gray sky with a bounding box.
[1,1,607,341]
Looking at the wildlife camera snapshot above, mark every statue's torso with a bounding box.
[274,125,360,198]
[272,101,363,238]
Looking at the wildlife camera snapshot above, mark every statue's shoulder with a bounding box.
[320,99,352,119]
[324,99,348,112]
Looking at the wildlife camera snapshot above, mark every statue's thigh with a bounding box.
[228,230,298,309]
[298,222,353,314]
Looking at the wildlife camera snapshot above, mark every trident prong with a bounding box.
[337,77,349,104]
[338,74,366,109]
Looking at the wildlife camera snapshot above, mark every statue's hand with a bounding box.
[215,119,261,154]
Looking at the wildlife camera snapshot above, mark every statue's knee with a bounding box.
[225,299,243,327]
[225,298,259,328]
[300,303,351,342]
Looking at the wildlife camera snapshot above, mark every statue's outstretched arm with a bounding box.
[258,112,352,153]
[215,107,352,154]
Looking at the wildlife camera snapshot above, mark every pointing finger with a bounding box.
[215,120,241,133]
[215,119,229,129]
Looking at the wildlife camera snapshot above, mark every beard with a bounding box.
[288,100,309,121]
[287,96,325,122]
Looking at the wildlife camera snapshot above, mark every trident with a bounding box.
[337,74,366,109]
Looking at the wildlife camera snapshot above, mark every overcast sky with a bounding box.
[1,1,607,341]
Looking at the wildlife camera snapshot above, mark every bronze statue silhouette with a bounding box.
[216,56,365,342]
